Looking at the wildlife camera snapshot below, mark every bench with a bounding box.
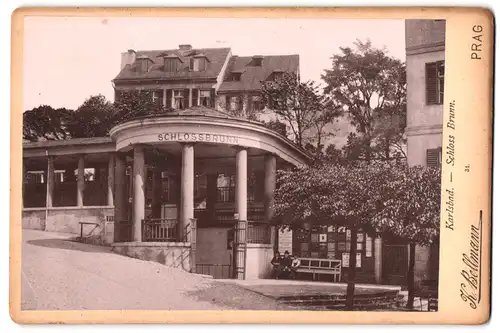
[295,257,342,282]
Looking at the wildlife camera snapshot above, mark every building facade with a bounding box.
[113,44,299,119]
[405,19,446,283]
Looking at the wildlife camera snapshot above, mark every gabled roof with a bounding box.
[218,54,299,93]
[113,48,231,82]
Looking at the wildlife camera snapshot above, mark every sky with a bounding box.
[23,17,405,111]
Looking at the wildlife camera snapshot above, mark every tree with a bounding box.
[322,39,406,162]
[260,72,339,148]
[273,162,390,309]
[66,95,116,138]
[374,165,441,309]
[113,89,171,123]
[262,119,288,137]
[23,105,73,142]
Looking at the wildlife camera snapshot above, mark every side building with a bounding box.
[405,19,446,283]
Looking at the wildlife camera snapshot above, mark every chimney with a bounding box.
[120,49,136,70]
[252,55,264,67]
[179,44,192,51]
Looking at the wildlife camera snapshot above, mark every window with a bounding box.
[250,96,264,112]
[190,58,206,72]
[229,96,242,112]
[54,170,65,183]
[194,175,207,199]
[152,90,163,106]
[164,58,178,72]
[217,174,236,202]
[161,172,178,203]
[173,90,185,110]
[26,171,44,184]
[230,73,242,81]
[200,90,211,107]
[426,147,443,167]
[426,61,445,104]
[365,236,373,257]
[273,71,284,81]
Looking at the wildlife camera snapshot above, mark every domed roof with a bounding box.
[165,106,239,119]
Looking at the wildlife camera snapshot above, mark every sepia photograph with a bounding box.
[18,16,447,314]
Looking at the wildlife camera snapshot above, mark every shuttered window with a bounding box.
[164,59,178,72]
[426,61,445,105]
[426,148,442,167]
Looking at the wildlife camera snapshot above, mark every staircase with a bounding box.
[277,289,405,311]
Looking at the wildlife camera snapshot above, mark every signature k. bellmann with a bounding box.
[460,210,483,309]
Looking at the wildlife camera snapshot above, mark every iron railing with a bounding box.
[216,186,258,203]
[142,218,178,242]
[217,187,235,202]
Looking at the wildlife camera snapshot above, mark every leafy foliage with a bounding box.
[262,119,288,137]
[374,165,441,245]
[66,95,116,138]
[273,162,391,230]
[322,39,406,162]
[260,72,340,148]
[113,90,172,122]
[23,91,174,141]
[23,105,73,142]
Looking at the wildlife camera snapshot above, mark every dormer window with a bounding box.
[136,55,153,73]
[159,53,183,72]
[190,54,208,72]
[229,69,245,81]
[164,58,178,72]
[230,73,241,81]
[272,70,284,81]
[252,55,264,67]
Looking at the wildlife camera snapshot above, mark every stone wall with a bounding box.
[22,206,115,245]
[22,209,46,230]
[112,242,192,272]
[245,244,274,279]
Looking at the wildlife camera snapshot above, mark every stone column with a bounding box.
[46,156,55,208]
[162,88,167,107]
[236,148,248,222]
[107,154,115,206]
[188,88,193,107]
[132,146,145,242]
[235,147,248,280]
[22,159,26,208]
[77,155,85,207]
[264,154,276,248]
[114,153,127,241]
[114,154,127,221]
[180,143,194,241]
[374,236,383,284]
